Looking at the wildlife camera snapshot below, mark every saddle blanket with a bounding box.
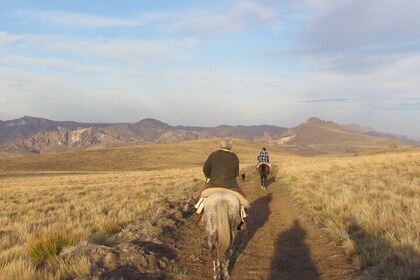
[200,187,249,207]
[194,196,247,223]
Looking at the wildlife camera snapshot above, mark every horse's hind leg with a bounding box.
[222,246,233,279]
[212,248,221,280]
[222,227,238,279]
[210,235,221,280]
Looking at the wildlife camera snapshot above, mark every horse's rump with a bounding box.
[257,162,270,175]
[203,192,241,223]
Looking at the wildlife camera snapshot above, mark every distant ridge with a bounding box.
[0,116,287,153]
[342,123,375,134]
[0,116,416,154]
[343,123,417,146]
[272,117,415,155]
[0,116,109,143]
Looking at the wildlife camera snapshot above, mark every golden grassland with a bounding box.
[0,139,285,279]
[0,169,202,279]
[277,148,420,279]
[0,138,272,172]
[0,139,418,279]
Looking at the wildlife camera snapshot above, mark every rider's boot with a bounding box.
[193,213,202,223]
[237,217,248,230]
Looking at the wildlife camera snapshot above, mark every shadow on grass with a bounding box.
[347,219,420,279]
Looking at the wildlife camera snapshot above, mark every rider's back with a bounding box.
[203,150,239,190]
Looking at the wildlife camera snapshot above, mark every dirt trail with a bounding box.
[175,167,354,280]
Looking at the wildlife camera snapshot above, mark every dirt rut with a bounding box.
[175,167,354,280]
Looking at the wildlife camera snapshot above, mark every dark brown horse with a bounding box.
[258,163,270,189]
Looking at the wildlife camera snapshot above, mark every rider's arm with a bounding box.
[234,155,239,177]
[203,154,212,178]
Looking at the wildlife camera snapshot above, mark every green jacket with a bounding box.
[203,149,239,189]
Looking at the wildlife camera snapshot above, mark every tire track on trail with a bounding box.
[175,166,354,279]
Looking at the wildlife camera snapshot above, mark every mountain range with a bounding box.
[0,116,417,155]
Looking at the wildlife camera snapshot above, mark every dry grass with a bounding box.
[0,168,202,279]
[3,138,417,278]
[0,139,286,279]
[0,138,280,172]
[277,148,420,279]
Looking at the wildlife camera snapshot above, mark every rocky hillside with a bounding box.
[0,117,287,153]
[272,117,413,155]
[0,116,416,154]
[276,117,380,145]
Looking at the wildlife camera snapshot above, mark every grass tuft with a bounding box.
[100,220,122,234]
[47,255,91,280]
[28,232,76,266]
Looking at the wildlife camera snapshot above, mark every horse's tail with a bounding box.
[216,199,230,261]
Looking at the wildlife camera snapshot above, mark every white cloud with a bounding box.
[298,0,420,74]
[168,2,278,35]
[0,32,24,46]
[5,33,196,69]
[0,55,71,68]
[17,10,164,28]
[305,0,420,53]
[16,3,279,35]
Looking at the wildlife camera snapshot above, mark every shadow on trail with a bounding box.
[99,265,170,280]
[270,220,320,280]
[264,175,277,189]
[229,193,272,270]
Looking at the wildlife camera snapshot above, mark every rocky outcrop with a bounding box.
[2,127,129,153]
[60,193,198,279]
[275,135,296,144]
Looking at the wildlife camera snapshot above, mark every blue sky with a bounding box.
[0,0,419,138]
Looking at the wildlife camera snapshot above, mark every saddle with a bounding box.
[256,162,271,169]
[194,188,249,222]
[200,187,249,207]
